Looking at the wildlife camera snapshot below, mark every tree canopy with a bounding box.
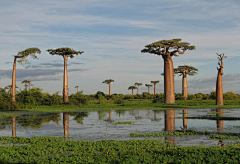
[46,47,84,58]
[134,82,143,86]
[102,79,114,84]
[150,81,160,84]
[141,38,195,58]
[174,65,198,76]
[128,86,137,90]
[16,48,41,65]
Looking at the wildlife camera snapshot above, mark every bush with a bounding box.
[114,98,123,104]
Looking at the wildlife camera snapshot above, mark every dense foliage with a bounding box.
[1,136,240,163]
[0,87,239,110]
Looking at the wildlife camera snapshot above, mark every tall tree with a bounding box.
[174,65,198,100]
[145,84,153,94]
[150,81,160,97]
[128,86,137,95]
[47,48,84,103]
[102,79,114,96]
[141,39,195,103]
[134,82,143,95]
[75,86,79,93]
[216,53,226,105]
[11,48,41,102]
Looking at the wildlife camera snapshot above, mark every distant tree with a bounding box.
[145,84,153,94]
[128,86,137,95]
[21,80,32,91]
[141,39,195,104]
[11,48,41,102]
[174,65,198,100]
[150,81,160,97]
[134,82,143,95]
[102,79,114,96]
[216,53,227,105]
[47,48,84,103]
[75,86,79,93]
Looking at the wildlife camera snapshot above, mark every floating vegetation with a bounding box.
[1,136,240,163]
[130,131,240,139]
[207,111,231,114]
[114,121,135,125]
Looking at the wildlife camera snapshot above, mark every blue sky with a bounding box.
[0,0,240,95]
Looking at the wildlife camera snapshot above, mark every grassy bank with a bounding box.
[15,99,240,112]
[1,136,240,163]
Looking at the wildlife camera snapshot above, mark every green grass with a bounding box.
[1,136,240,163]
[5,99,240,112]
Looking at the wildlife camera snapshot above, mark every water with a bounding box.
[0,108,240,146]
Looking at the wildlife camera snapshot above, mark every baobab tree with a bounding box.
[216,53,226,105]
[174,65,198,100]
[21,80,32,91]
[11,48,41,102]
[75,86,79,93]
[141,39,195,103]
[102,79,114,96]
[47,48,84,103]
[134,82,142,95]
[150,81,160,97]
[128,86,137,95]
[145,84,153,94]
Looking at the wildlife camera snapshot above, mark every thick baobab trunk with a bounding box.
[147,87,150,94]
[63,56,69,103]
[165,110,175,143]
[12,116,16,137]
[109,83,111,96]
[132,89,134,95]
[137,87,139,95]
[182,73,188,100]
[164,58,175,103]
[216,70,223,105]
[182,109,188,131]
[63,113,69,137]
[11,57,17,102]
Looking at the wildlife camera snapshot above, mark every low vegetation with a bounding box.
[1,136,240,163]
[0,88,240,111]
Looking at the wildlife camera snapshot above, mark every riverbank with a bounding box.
[14,99,240,112]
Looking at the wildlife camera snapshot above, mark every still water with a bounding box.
[1,108,240,146]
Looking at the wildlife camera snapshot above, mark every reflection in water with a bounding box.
[183,109,188,131]
[12,117,16,137]
[63,113,69,137]
[104,111,114,122]
[70,112,89,124]
[135,110,142,119]
[216,108,224,147]
[151,110,160,121]
[165,110,175,143]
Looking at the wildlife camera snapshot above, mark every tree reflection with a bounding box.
[165,110,175,144]
[216,108,224,147]
[69,112,89,124]
[12,117,16,137]
[182,109,188,131]
[151,110,161,121]
[63,112,69,138]
[115,110,125,117]
[104,111,114,122]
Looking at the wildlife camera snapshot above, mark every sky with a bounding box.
[0,0,240,95]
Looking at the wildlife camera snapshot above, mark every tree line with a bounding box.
[5,38,231,109]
